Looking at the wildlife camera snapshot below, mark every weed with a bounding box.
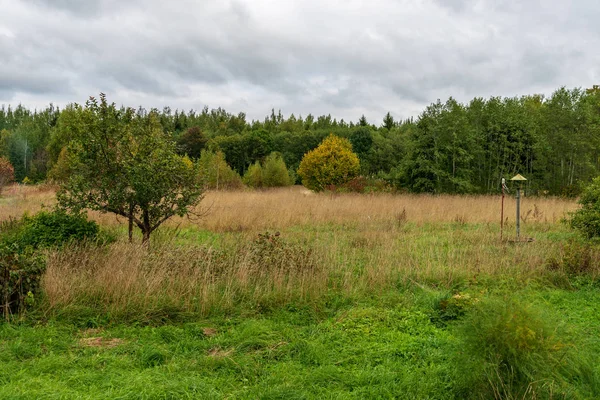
[452,298,598,399]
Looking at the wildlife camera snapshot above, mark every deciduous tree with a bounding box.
[297,135,360,191]
[57,94,203,244]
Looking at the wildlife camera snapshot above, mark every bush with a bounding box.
[297,135,360,192]
[0,237,45,320]
[17,210,102,249]
[198,150,243,190]
[0,210,104,319]
[0,156,14,194]
[243,153,292,188]
[570,176,600,238]
[47,147,71,183]
[243,162,263,188]
[452,298,598,399]
[262,153,292,187]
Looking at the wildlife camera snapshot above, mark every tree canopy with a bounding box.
[56,94,203,243]
[2,86,600,195]
[297,135,360,191]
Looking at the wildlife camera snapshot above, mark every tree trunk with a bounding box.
[142,229,150,244]
[128,205,134,244]
[142,208,151,245]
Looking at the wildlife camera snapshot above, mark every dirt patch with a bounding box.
[202,327,218,337]
[79,337,124,348]
[207,347,234,358]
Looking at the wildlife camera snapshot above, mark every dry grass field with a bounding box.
[0,184,577,230]
[0,184,582,319]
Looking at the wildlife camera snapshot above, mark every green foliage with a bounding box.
[0,210,103,319]
[453,298,597,399]
[17,210,101,249]
[431,292,478,326]
[262,152,292,187]
[570,176,600,238]
[244,152,292,188]
[0,238,45,320]
[297,135,360,192]
[57,94,204,243]
[242,161,263,188]
[47,147,71,183]
[3,86,600,194]
[198,149,243,190]
[176,126,207,159]
[382,112,395,130]
[349,127,373,159]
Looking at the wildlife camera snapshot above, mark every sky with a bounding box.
[0,0,598,123]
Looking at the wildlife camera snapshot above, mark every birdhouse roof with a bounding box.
[510,174,527,181]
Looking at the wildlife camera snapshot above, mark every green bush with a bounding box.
[452,298,598,399]
[243,153,292,188]
[0,219,46,320]
[262,153,292,187]
[0,210,104,319]
[198,150,243,190]
[243,162,263,188]
[570,176,600,238]
[17,210,101,249]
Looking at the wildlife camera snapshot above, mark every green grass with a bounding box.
[1,287,600,399]
[2,214,600,398]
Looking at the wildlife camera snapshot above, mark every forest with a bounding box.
[1,85,599,196]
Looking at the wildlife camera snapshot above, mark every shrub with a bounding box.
[570,176,600,238]
[0,210,104,320]
[17,210,102,249]
[198,150,243,190]
[47,147,71,183]
[0,156,14,194]
[297,135,360,192]
[262,153,292,187]
[243,162,263,188]
[0,237,45,320]
[452,298,598,399]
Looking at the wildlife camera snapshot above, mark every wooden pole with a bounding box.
[501,188,505,241]
[500,178,505,241]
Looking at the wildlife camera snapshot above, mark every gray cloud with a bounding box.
[0,0,599,123]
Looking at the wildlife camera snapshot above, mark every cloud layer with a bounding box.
[1,0,598,123]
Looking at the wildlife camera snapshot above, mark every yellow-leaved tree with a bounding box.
[297,135,360,191]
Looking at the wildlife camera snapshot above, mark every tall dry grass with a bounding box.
[197,187,576,231]
[1,184,582,320]
[41,222,576,320]
[43,238,328,319]
[0,184,578,231]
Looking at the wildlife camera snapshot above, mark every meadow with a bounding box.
[1,185,600,399]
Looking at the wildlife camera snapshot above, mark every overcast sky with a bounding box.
[0,0,598,123]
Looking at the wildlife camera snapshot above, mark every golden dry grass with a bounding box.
[197,186,576,231]
[0,184,578,231]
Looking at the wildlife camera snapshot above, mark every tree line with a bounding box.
[1,86,600,195]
